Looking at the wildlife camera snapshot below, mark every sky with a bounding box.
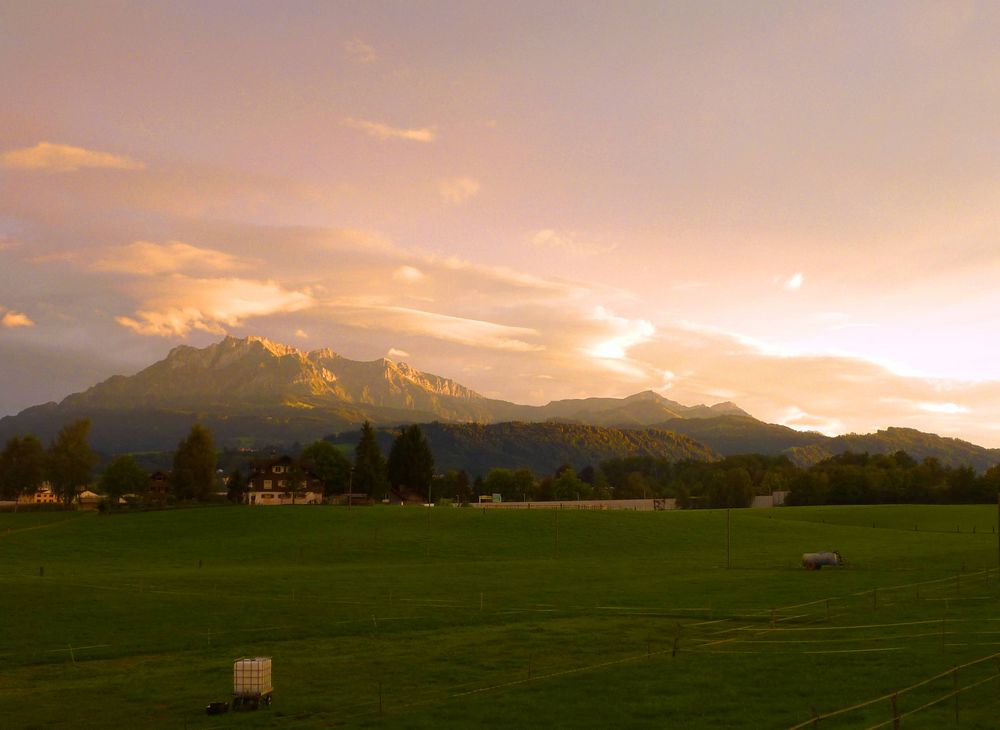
[2,0,1000,445]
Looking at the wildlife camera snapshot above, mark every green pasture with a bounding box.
[1,504,999,728]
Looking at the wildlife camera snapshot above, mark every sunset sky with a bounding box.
[3,1,1000,445]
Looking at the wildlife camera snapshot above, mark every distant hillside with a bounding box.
[652,416,1000,472]
[331,421,719,476]
[0,335,997,472]
[0,336,747,453]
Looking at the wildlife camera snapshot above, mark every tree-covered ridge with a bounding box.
[331,421,718,476]
[786,450,1000,505]
[653,416,1000,472]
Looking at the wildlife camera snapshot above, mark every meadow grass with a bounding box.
[1,504,999,728]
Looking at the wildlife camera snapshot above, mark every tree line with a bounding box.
[0,419,438,507]
[4,418,998,509]
[434,451,1000,507]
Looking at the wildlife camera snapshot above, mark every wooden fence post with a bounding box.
[726,509,732,569]
[890,692,900,730]
[953,666,959,724]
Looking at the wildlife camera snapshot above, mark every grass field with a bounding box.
[2,504,999,728]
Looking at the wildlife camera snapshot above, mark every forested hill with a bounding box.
[330,421,718,476]
[645,416,1000,472]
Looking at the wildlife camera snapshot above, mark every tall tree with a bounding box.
[300,440,351,496]
[353,421,387,497]
[99,454,148,507]
[387,424,435,501]
[47,420,98,505]
[172,423,217,501]
[226,468,247,503]
[0,434,46,500]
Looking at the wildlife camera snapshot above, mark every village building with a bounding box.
[16,483,58,505]
[245,455,324,506]
[75,490,103,510]
[146,471,171,502]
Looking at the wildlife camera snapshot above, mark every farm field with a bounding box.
[1,504,999,729]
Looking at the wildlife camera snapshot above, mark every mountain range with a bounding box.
[1,335,997,472]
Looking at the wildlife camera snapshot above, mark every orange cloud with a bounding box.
[528,229,618,256]
[327,302,544,352]
[344,38,378,64]
[2,142,144,172]
[116,277,314,337]
[342,118,436,142]
[440,177,480,204]
[0,308,35,328]
[92,241,249,276]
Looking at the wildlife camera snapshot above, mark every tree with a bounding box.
[227,468,247,503]
[172,423,217,501]
[0,434,46,500]
[99,455,148,507]
[432,469,471,502]
[300,440,351,496]
[353,421,387,497]
[591,468,612,500]
[552,467,589,500]
[47,420,98,505]
[387,424,435,501]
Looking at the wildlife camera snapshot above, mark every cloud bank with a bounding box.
[342,118,436,142]
[2,142,145,172]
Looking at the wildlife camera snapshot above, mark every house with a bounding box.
[245,455,324,506]
[75,490,103,511]
[147,471,171,502]
[17,483,58,505]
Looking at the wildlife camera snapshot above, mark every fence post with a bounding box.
[811,707,819,727]
[890,692,900,730]
[770,607,776,629]
[726,509,732,569]
[953,666,959,724]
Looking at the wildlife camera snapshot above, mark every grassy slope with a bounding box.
[1,505,999,728]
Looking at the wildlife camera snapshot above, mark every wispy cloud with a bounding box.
[344,38,378,64]
[440,176,480,204]
[92,241,250,276]
[392,265,425,283]
[342,118,436,142]
[528,229,617,256]
[116,277,314,337]
[0,307,35,328]
[332,303,544,352]
[778,272,804,291]
[583,306,655,360]
[2,142,144,172]
[919,402,970,415]
[387,347,410,359]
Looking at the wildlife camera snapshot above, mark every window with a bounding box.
[264,480,272,489]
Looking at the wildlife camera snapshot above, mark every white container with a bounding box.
[233,657,272,697]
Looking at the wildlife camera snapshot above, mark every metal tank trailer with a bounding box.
[802,550,843,570]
